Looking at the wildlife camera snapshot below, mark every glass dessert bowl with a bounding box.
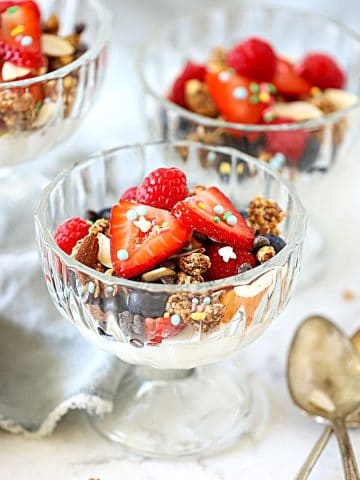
[35,141,306,457]
[0,0,110,166]
[138,4,360,284]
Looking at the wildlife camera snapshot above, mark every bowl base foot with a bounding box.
[87,360,268,458]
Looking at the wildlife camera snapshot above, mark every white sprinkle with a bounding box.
[134,215,152,233]
[213,204,224,215]
[207,151,217,162]
[87,281,96,294]
[218,246,237,263]
[219,71,232,82]
[126,209,138,221]
[226,214,238,226]
[21,35,33,46]
[136,205,148,216]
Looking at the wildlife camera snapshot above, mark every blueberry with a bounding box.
[264,234,286,253]
[253,235,271,250]
[119,311,145,337]
[85,209,99,222]
[128,291,168,318]
[98,207,111,220]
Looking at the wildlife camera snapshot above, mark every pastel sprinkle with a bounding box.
[213,204,224,215]
[21,35,33,46]
[198,304,206,313]
[233,86,248,100]
[226,215,237,226]
[270,152,286,170]
[164,312,170,318]
[264,111,275,122]
[250,82,260,93]
[259,91,270,103]
[136,205,148,216]
[219,161,231,175]
[236,163,245,175]
[126,209,138,221]
[203,297,211,305]
[192,298,199,305]
[268,83,277,94]
[7,6,19,14]
[223,211,232,221]
[207,151,217,162]
[198,202,206,209]
[218,246,237,263]
[11,25,24,37]
[311,86,321,97]
[191,312,207,321]
[154,225,160,232]
[250,95,259,104]
[219,70,232,82]
[117,249,129,261]
[134,216,152,233]
[171,314,181,326]
[162,221,169,228]
[213,216,220,223]
[106,286,114,294]
[87,282,95,294]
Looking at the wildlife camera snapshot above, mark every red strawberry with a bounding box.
[273,58,311,98]
[121,186,137,201]
[205,70,270,124]
[54,217,90,254]
[205,243,257,281]
[227,37,277,82]
[295,53,345,90]
[110,200,191,278]
[169,61,207,107]
[0,1,44,69]
[172,186,255,249]
[265,117,309,163]
[145,316,185,344]
[136,167,189,211]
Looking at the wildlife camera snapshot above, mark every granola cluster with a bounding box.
[248,195,286,235]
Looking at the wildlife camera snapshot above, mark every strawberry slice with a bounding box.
[172,187,255,249]
[205,243,257,281]
[205,70,268,124]
[0,1,44,69]
[145,316,185,344]
[110,200,191,279]
[273,58,311,98]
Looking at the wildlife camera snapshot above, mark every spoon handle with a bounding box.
[295,426,332,480]
[332,419,360,480]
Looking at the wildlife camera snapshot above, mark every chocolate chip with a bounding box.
[238,263,253,274]
[75,22,86,34]
[85,209,99,222]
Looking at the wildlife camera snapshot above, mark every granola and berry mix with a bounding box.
[166,37,358,173]
[54,166,286,346]
[0,1,87,134]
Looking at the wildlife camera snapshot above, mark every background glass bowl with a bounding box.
[138,4,360,183]
[0,0,110,166]
[35,141,306,457]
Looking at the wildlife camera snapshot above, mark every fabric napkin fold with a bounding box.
[0,249,128,436]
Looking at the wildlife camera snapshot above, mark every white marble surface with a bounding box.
[1,0,360,478]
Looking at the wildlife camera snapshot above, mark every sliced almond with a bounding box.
[33,102,56,128]
[268,101,323,121]
[323,88,358,111]
[141,267,177,282]
[2,62,31,81]
[97,233,112,269]
[42,34,75,57]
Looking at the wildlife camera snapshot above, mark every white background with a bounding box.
[1,0,360,479]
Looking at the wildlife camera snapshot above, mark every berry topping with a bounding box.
[205,243,256,281]
[121,186,138,201]
[110,199,191,278]
[145,315,185,344]
[136,167,189,211]
[205,70,272,124]
[264,233,286,253]
[0,1,45,69]
[54,217,90,254]
[296,53,345,90]
[227,37,277,82]
[172,186,255,249]
[273,58,311,97]
[265,116,309,163]
[169,61,207,108]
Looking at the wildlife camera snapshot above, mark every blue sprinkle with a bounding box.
[191,298,199,305]
[21,35,33,46]
[87,282,95,294]
[213,204,224,215]
[171,314,181,326]
[136,205,148,216]
[270,152,286,171]
[233,86,248,100]
[203,297,211,305]
[106,286,114,294]
[226,215,238,226]
[126,209,138,221]
[117,249,129,261]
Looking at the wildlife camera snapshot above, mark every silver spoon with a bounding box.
[287,316,360,480]
[294,330,360,480]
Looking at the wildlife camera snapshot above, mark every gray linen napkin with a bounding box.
[0,249,128,435]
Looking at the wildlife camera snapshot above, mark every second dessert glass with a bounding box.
[35,141,306,457]
[137,4,360,284]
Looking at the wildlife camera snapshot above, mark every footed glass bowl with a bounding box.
[0,0,110,166]
[138,5,360,284]
[35,141,306,457]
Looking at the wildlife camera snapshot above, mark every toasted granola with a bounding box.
[248,196,286,235]
[184,79,218,117]
[178,251,211,277]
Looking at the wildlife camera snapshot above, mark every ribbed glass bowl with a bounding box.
[138,5,360,182]
[0,0,110,166]
[35,141,306,457]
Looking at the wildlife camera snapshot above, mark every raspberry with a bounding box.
[169,61,207,107]
[121,186,137,201]
[296,53,345,90]
[136,167,189,210]
[265,117,309,163]
[54,217,90,254]
[227,37,277,82]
